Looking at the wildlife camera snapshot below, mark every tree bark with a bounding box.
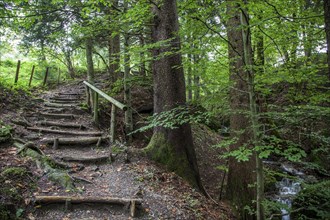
[65,51,75,79]
[86,37,94,83]
[225,1,261,219]
[139,35,147,76]
[187,52,193,101]
[324,0,330,81]
[145,0,203,191]
[109,0,121,82]
[124,34,133,144]
[193,53,200,100]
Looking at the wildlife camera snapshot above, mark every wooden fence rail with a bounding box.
[83,81,127,143]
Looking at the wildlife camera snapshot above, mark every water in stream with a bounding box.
[276,178,301,220]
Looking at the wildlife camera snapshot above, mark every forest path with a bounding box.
[1,80,231,219]
[24,81,145,219]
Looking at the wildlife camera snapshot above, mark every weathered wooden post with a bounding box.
[43,67,49,86]
[57,67,61,85]
[85,85,91,109]
[110,104,116,143]
[14,60,21,84]
[93,92,99,124]
[28,65,35,87]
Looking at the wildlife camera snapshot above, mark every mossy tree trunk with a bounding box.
[146,0,203,190]
[225,1,264,219]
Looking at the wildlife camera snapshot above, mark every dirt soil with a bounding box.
[0,80,234,220]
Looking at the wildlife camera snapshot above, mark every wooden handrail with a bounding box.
[83,81,127,111]
[83,80,128,143]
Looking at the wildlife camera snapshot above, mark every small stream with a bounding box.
[276,178,301,220]
[275,164,303,220]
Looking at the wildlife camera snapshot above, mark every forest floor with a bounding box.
[0,80,234,220]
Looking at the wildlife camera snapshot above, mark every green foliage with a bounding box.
[132,105,210,134]
[292,181,330,219]
[0,121,13,143]
[1,167,28,178]
[0,59,57,89]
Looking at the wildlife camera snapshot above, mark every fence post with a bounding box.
[110,104,116,143]
[14,60,21,84]
[85,85,91,110]
[28,65,35,87]
[43,67,49,86]
[93,92,99,124]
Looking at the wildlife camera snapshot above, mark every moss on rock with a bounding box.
[1,167,28,178]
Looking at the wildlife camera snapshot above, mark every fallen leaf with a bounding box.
[28,213,35,220]
[25,198,31,205]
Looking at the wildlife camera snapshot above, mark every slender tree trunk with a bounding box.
[146,0,204,191]
[193,53,200,100]
[108,34,113,79]
[302,0,312,60]
[65,52,75,79]
[123,0,133,144]
[240,7,264,220]
[187,53,193,101]
[255,23,264,69]
[226,1,263,219]
[290,13,299,63]
[324,0,330,81]
[124,36,133,144]
[107,0,121,82]
[139,35,146,76]
[86,37,94,83]
[40,40,46,62]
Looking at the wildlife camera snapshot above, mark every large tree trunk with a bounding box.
[86,37,94,82]
[324,0,330,81]
[225,1,262,219]
[145,0,203,190]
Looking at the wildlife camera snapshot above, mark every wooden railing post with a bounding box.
[29,65,35,87]
[43,67,49,86]
[14,60,21,84]
[83,81,127,143]
[93,92,99,124]
[85,85,91,109]
[110,104,116,143]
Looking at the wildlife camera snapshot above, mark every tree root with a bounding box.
[13,141,74,190]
